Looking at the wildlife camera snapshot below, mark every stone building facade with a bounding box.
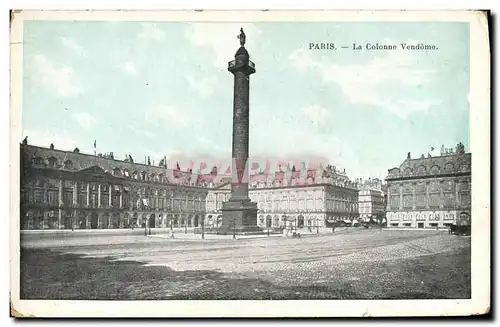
[20,143,214,230]
[385,143,471,228]
[205,165,359,230]
[20,143,359,231]
[356,178,386,223]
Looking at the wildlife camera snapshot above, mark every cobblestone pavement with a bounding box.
[20,229,470,299]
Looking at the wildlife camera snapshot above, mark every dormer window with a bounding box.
[47,157,58,168]
[64,160,73,170]
[123,169,130,178]
[32,156,44,165]
[113,168,121,176]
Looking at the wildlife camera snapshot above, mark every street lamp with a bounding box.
[201,217,205,239]
[233,217,236,239]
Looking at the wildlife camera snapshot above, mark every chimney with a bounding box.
[407,152,411,159]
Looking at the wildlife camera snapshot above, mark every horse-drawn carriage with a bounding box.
[450,212,471,236]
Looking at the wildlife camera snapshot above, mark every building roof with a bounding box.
[387,147,471,180]
[21,143,358,190]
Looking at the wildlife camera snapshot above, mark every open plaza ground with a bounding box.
[20,228,470,300]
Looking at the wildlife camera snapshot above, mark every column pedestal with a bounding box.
[219,199,260,234]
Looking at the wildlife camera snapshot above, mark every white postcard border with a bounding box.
[9,9,490,317]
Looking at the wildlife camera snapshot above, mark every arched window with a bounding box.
[113,167,121,176]
[444,163,454,174]
[430,165,440,175]
[417,165,426,175]
[123,169,130,178]
[158,174,164,183]
[141,171,146,181]
[259,215,265,225]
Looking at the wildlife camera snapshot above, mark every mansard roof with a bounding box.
[387,152,471,180]
[21,144,358,190]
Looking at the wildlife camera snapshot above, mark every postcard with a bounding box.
[10,9,490,318]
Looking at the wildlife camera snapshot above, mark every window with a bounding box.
[32,156,43,165]
[48,191,57,205]
[48,157,58,167]
[34,190,42,204]
[78,193,86,206]
[102,195,109,206]
[403,223,412,227]
[64,191,73,205]
[112,195,120,207]
[64,160,73,170]
[26,189,34,203]
[391,223,399,227]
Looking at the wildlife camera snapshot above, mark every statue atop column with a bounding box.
[238,28,246,47]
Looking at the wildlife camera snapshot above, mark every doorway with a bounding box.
[149,214,156,228]
[102,214,109,229]
[266,215,271,228]
[417,222,424,228]
[90,213,98,229]
[297,215,305,228]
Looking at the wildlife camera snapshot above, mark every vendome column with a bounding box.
[219,28,259,234]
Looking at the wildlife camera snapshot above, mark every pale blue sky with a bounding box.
[21,21,470,180]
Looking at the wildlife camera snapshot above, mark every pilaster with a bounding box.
[98,184,102,207]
